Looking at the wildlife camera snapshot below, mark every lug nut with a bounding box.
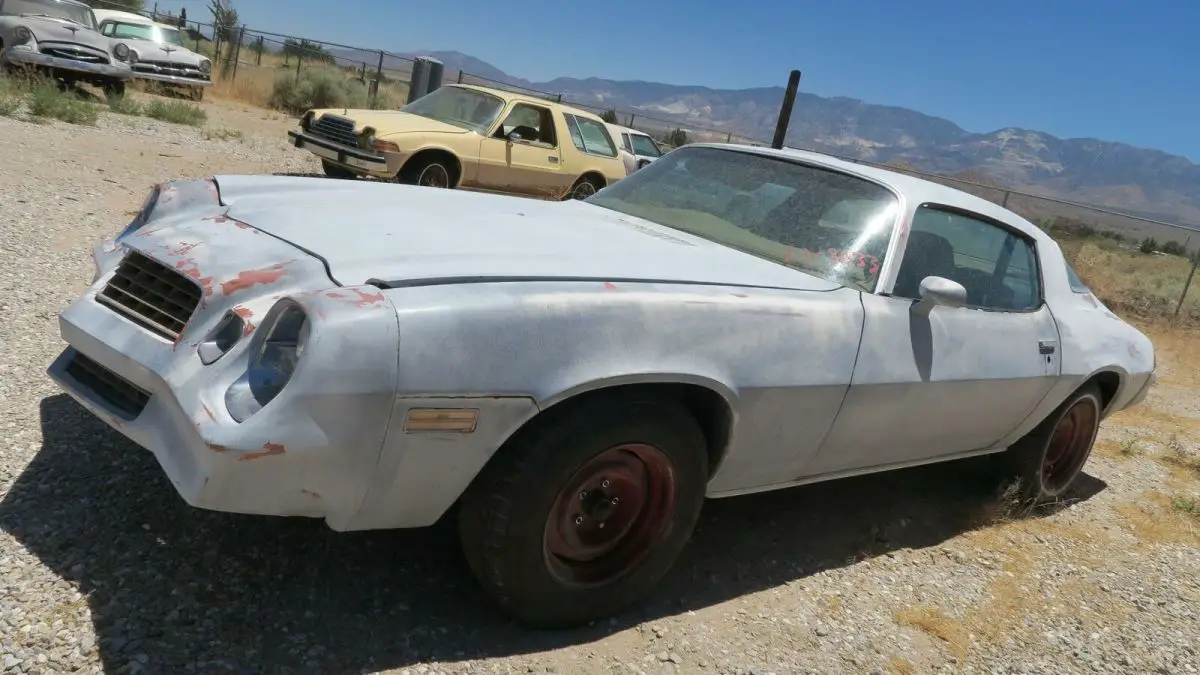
[601,479,611,488]
[579,491,587,500]
[574,515,584,525]
[611,497,620,505]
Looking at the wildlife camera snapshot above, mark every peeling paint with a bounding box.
[603,282,619,291]
[221,263,291,296]
[239,442,285,461]
[174,258,214,296]
[325,288,385,306]
[301,489,322,499]
[167,241,199,257]
[208,444,228,454]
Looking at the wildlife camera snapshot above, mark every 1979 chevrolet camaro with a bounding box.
[48,144,1155,628]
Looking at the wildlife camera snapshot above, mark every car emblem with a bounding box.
[161,45,175,54]
[66,25,78,34]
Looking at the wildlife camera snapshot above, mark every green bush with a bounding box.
[27,84,99,125]
[143,99,207,126]
[107,95,142,116]
[269,68,369,114]
[0,76,23,117]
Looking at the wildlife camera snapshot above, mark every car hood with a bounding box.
[129,40,204,64]
[213,175,843,292]
[20,15,110,50]
[308,109,470,137]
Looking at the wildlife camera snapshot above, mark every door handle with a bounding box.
[1038,340,1057,355]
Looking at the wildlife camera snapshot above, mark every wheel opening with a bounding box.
[1089,371,1121,414]
[403,150,461,187]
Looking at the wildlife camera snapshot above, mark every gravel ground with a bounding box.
[0,98,1197,675]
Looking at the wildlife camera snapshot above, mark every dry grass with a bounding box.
[1063,237,1200,322]
[887,657,916,675]
[894,606,970,660]
[1116,491,1200,546]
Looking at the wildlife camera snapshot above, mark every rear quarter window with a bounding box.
[1064,261,1090,293]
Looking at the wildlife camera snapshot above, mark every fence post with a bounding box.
[726,132,732,143]
[295,50,303,84]
[370,50,384,108]
[230,26,245,82]
[256,36,263,66]
[1174,253,1199,320]
[1001,191,1011,208]
[457,69,463,84]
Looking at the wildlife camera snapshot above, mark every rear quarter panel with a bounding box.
[357,280,866,527]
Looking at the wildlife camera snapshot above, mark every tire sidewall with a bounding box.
[460,399,708,627]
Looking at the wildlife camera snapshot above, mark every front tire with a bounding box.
[398,155,454,189]
[1000,383,1103,503]
[457,396,709,628]
[565,174,603,200]
[103,80,126,101]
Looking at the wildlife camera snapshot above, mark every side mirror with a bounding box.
[913,275,967,316]
[507,130,523,142]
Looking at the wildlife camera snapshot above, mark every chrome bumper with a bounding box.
[288,129,390,171]
[131,69,212,87]
[4,47,131,79]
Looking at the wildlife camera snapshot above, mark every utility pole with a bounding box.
[771,70,802,150]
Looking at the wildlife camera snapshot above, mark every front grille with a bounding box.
[310,114,358,147]
[40,44,110,64]
[134,61,206,80]
[66,352,151,418]
[96,251,203,341]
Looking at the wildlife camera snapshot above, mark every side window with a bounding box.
[621,133,633,153]
[565,115,618,157]
[100,22,115,36]
[892,206,1041,311]
[493,103,557,146]
[1064,262,1090,293]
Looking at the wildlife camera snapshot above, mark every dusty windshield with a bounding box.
[1,0,96,28]
[400,86,506,133]
[586,146,900,291]
[107,21,184,46]
[630,134,662,157]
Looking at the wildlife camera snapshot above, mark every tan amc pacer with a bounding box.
[287,83,630,200]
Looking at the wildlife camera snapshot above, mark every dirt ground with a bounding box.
[0,95,1196,675]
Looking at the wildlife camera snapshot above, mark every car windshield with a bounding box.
[630,133,662,158]
[106,21,184,46]
[586,146,900,291]
[400,86,506,133]
[1,0,96,28]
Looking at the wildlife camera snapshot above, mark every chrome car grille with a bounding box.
[66,352,151,418]
[310,114,358,147]
[96,251,203,341]
[39,44,110,64]
[134,60,207,80]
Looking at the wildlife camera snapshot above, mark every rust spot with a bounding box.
[301,489,322,499]
[232,220,256,231]
[175,258,214,296]
[239,442,285,461]
[208,444,229,454]
[326,288,384,306]
[167,241,199,257]
[603,282,619,291]
[201,214,231,224]
[220,263,290,296]
[201,403,216,422]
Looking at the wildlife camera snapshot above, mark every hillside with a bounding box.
[329,48,1200,227]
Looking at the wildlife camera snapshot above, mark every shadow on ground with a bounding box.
[0,394,1107,674]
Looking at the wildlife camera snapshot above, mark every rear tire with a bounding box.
[398,154,455,189]
[103,80,126,101]
[565,174,603,200]
[457,396,709,628]
[997,383,1103,504]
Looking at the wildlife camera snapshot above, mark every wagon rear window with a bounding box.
[586,146,899,292]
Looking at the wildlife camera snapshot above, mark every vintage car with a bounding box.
[606,121,666,172]
[287,82,629,200]
[93,8,211,100]
[0,0,133,98]
[48,144,1155,629]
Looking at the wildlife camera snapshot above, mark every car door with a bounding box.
[808,204,1062,476]
[476,102,564,198]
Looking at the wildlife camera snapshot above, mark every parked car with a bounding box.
[0,0,133,98]
[288,83,629,200]
[92,8,211,100]
[606,121,666,172]
[48,143,1155,629]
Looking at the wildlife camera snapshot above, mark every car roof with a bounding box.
[92,8,154,23]
[448,83,608,124]
[690,142,1051,245]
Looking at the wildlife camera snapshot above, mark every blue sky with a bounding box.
[155,0,1198,161]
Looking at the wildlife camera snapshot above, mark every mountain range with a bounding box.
[331,48,1200,230]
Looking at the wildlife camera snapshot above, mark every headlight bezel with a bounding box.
[113,42,130,60]
[14,25,32,43]
[198,58,211,74]
[223,299,311,423]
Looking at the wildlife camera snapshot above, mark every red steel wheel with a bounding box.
[1041,398,1099,494]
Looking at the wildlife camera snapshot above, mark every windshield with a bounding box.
[400,86,506,133]
[630,133,662,158]
[0,0,96,28]
[586,146,900,291]
[105,21,183,45]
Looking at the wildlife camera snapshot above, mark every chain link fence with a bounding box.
[88,1,1200,322]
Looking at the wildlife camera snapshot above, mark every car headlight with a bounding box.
[113,42,130,60]
[198,59,211,74]
[224,300,310,422]
[14,25,32,42]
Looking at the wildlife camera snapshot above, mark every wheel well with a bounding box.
[511,383,732,474]
[1086,370,1122,413]
[580,171,606,188]
[401,149,462,186]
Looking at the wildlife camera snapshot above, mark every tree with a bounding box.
[600,109,619,124]
[209,0,239,71]
[662,127,689,147]
[282,38,335,65]
[1139,237,1158,254]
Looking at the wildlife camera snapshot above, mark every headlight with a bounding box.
[113,42,130,60]
[14,25,32,42]
[116,184,161,239]
[198,59,211,74]
[224,300,310,422]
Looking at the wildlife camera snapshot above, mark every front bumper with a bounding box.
[288,129,392,173]
[4,47,131,80]
[131,69,212,87]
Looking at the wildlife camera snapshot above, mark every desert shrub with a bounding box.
[269,68,367,114]
[143,99,207,126]
[27,84,98,125]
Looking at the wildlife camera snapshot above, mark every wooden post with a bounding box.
[1174,252,1200,320]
